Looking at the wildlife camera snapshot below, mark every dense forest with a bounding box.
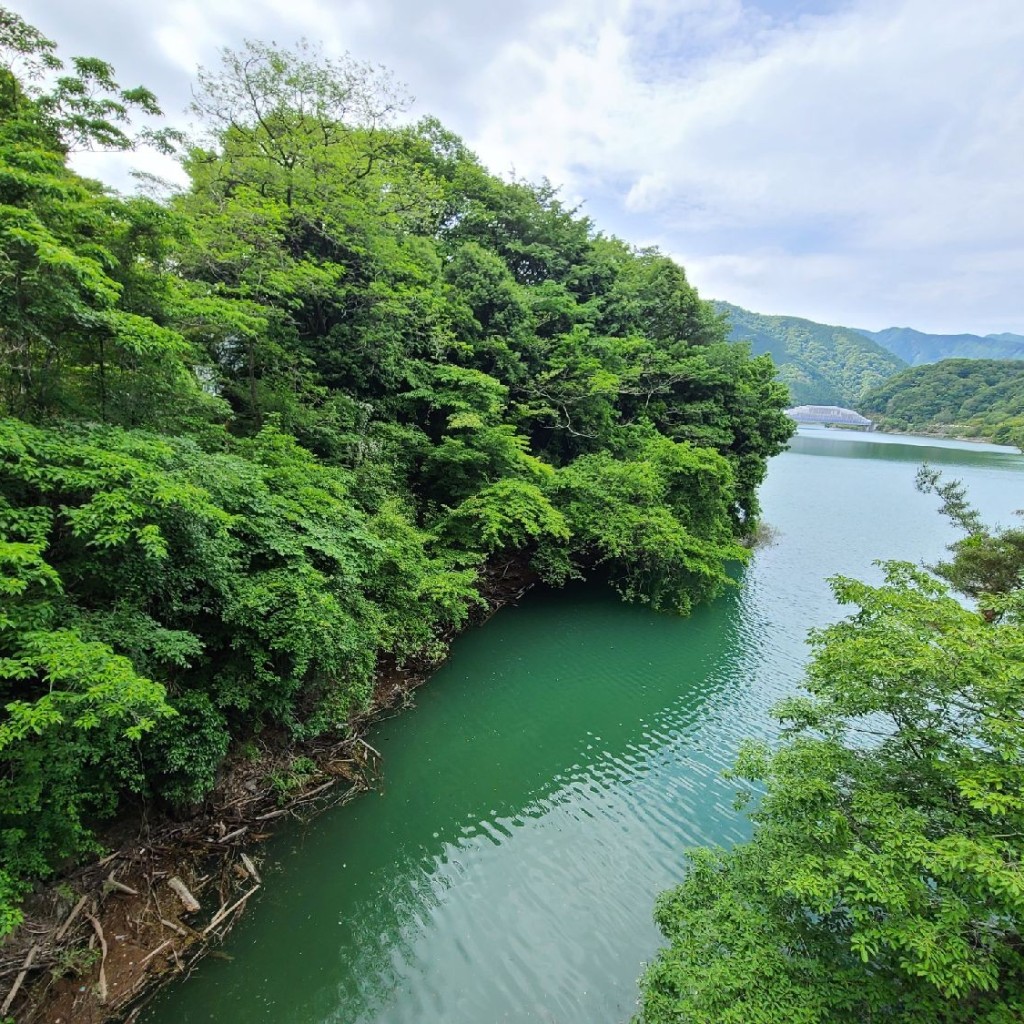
[0,11,792,935]
[861,358,1024,444]
[715,301,906,407]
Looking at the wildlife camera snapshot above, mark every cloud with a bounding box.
[460,0,1024,332]
[9,0,1024,333]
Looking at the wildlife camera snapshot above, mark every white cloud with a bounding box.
[458,0,1024,332]
[10,0,1024,333]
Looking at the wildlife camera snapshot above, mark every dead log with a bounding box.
[167,877,200,914]
[0,943,38,1016]
[254,807,289,822]
[239,853,261,884]
[139,940,172,966]
[54,894,90,941]
[103,874,140,897]
[201,885,260,937]
[85,914,108,1004]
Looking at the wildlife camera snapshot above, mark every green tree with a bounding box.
[0,8,212,427]
[638,559,1024,1023]
[0,11,796,942]
[861,359,1024,441]
[917,466,1024,609]
[546,433,747,613]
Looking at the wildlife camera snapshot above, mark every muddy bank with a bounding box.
[2,559,537,1024]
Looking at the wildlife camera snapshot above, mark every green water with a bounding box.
[144,429,1023,1024]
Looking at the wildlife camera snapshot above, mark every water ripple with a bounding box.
[144,434,1024,1024]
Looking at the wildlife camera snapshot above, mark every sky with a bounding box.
[10,0,1024,335]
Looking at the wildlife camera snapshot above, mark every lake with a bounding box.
[143,428,1024,1024]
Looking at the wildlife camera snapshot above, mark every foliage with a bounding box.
[0,13,793,936]
[0,6,179,154]
[439,478,569,554]
[0,21,215,426]
[268,755,319,804]
[637,551,1024,1021]
[547,434,747,613]
[861,358,1024,442]
[717,301,907,407]
[917,466,1024,608]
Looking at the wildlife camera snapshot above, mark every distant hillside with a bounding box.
[715,302,907,406]
[860,358,1024,445]
[856,326,1024,365]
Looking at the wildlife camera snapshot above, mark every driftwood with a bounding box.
[240,853,261,884]
[167,877,200,914]
[254,807,289,822]
[85,914,108,1004]
[103,874,140,897]
[1,943,38,1016]
[359,737,382,759]
[294,780,335,802]
[54,894,90,941]
[139,940,172,966]
[201,885,260,937]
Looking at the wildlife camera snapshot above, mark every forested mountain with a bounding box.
[714,302,907,406]
[0,15,792,933]
[856,326,1024,365]
[860,359,1024,444]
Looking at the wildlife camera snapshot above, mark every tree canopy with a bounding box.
[861,358,1024,445]
[0,13,792,936]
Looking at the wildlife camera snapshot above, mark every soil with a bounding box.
[0,558,538,1024]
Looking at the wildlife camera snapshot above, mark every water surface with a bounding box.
[145,429,1023,1024]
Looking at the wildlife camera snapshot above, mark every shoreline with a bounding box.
[799,423,1017,449]
[874,426,1004,445]
[3,559,538,1024]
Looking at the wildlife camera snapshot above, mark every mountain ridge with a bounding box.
[714,301,906,407]
[853,326,1024,365]
[717,300,1024,407]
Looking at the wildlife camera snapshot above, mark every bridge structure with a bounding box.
[785,404,874,429]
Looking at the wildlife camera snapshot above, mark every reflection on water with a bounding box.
[144,429,1023,1024]
[790,427,1022,469]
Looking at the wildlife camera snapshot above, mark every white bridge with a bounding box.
[785,404,874,429]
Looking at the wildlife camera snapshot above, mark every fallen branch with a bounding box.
[103,874,140,897]
[254,807,289,822]
[167,877,200,914]
[0,943,38,1016]
[240,853,261,884]
[358,738,383,761]
[201,885,260,937]
[55,894,90,941]
[295,780,335,802]
[140,940,173,966]
[85,913,108,1004]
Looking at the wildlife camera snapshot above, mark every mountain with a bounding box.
[715,301,907,407]
[860,358,1024,445]
[855,327,1024,365]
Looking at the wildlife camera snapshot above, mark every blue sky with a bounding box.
[11,0,1024,335]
